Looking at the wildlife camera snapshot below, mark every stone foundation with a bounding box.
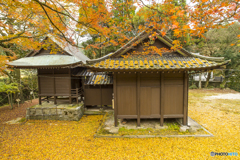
[26,103,84,121]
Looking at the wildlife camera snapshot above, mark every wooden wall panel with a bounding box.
[101,88,113,105]
[139,74,160,117]
[140,77,161,87]
[116,74,137,116]
[114,72,188,124]
[117,86,137,115]
[116,74,137,88]
[140,87,151,116]
[164,78,183,85]
[55,75,70,95]
[163,85,183,115]
[151,87,160,116]
[164,73,183,78]
[85,89,101,105]
[54,69,69,74]
[38,69,53,74]
[39,77,54,94]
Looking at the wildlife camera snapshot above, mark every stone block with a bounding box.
[109,127,119,134]
[179,126,190,132]
[26,104,84,121]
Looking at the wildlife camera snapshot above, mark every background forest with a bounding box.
[0,0,240,107]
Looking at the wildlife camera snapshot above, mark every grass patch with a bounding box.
[166,122,179,131]
[18,117,26,123]
[115,126,207,136]
[97,116,209,136]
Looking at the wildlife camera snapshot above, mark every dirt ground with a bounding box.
[0,99,38,123]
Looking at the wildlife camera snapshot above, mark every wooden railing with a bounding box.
[71,88,82,103]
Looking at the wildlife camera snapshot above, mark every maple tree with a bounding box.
[0,0,239,67]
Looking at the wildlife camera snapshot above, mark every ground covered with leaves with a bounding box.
[0,99,38,123]
[0,90,240,159]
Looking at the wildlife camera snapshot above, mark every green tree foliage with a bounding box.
[188,23,240,89]
[228,71,240,92]
[0,82,19,109]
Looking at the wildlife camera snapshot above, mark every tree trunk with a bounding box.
[7,94,11,108]
[199,73,202,89]
[204,71,211,88]
[30,93,32,103]
[10,93,13,109]
[32,91,36,99]
[8,93,13,109]
[220,77,228,89]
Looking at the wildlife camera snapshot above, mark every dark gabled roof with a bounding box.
[86,29,229,72]
[8,35,89,68]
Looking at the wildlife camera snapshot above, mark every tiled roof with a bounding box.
[72,68,93,77]
[85,73,113,85]
[88,56,229,71]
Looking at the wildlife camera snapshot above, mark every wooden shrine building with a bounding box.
[86,29,230,126]
[8,36,90,104]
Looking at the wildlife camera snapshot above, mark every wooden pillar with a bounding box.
[37,69,41,105]
[81,78,85,101]
[199,73,202,89]
[137,73,140,126]
[83,79,86,109]
[54,96,57,105]
[183,73,188,125]
[39,96,42,105]
[69,68,72,104]
[76,88,79,104]
[53,69,57,105]
[160,73,164,126]
[113,74,118,127]
[100,85,102,108]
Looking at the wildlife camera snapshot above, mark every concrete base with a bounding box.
[177,117,203,132]
[96,112,214,138]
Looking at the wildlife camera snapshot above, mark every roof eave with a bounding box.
[8,61,84,69]
[86,60,230,72]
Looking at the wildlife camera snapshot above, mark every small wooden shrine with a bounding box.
[8,36,90,104]
[86,29,230,126]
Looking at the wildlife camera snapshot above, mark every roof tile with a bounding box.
[89,56,228,71]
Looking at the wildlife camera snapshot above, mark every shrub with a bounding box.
[189,84,198,89]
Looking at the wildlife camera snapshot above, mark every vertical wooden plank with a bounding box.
[100,85,102,108]
[53,69,57,105]
[114,74,118,126]
[37,69,41,105]
[69,68,72,104]
[187,73,189,125]
[83,78,86,109]
[183,73,188,125]
[160,73,164,126]
[39,96,42,105]
[137,73,140,126]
